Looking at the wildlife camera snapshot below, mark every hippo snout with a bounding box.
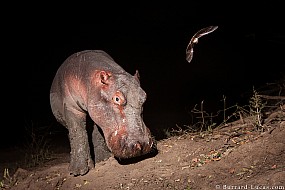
[128,138,154,156]
[107,128,155,159]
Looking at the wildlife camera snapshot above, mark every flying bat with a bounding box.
[186,25,218,63]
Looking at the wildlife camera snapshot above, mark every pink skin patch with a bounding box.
[65,74,88,109]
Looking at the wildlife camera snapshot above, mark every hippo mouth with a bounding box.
[106,128,154,159]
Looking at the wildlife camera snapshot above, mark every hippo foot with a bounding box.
[69,157,94,176]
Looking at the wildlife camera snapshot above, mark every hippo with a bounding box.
[50,50,155,176]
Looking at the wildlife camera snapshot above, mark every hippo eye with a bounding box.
[113,91,126,106]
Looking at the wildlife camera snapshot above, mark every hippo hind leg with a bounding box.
[65,108,94,176]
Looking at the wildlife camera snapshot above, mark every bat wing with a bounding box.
[186,26,218,63]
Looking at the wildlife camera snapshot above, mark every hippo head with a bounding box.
[88,70,155,159]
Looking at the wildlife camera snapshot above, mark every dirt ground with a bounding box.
[1,105,285,190]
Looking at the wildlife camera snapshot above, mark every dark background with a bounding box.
[4,2,284,148]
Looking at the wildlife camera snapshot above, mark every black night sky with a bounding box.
[5,2,285,148]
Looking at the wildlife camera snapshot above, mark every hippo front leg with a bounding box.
[92,124,112,163]
[65,109,94,176]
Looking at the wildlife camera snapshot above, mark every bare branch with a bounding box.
[258,95,285,100]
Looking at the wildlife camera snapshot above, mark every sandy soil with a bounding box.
[1,105,284,190]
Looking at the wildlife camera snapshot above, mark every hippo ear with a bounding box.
[134,70,140,83]
[100,71,111,85]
